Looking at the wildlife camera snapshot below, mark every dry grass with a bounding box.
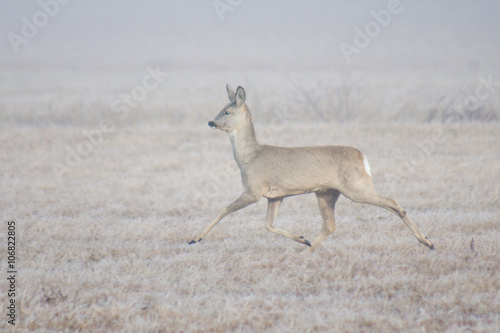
[1,120,499,332]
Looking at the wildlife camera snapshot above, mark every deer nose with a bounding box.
[208,121,216,128]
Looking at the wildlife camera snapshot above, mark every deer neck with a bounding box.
[229,119,260,167]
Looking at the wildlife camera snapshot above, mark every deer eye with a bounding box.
[224,111,231,116]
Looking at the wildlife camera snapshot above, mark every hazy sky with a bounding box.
[1,1,499,73]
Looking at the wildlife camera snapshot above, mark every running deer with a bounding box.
[188,85,434,250]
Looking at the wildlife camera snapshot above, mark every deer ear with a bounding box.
[226,84,236,103]
[235,86,246,106]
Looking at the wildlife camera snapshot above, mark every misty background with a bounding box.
[1,0,499,126]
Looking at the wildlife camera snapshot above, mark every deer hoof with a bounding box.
[425,236,435,250]
[304,239,311,247]
[188,239,201,245]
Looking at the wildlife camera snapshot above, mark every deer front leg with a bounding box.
[188,192,260,244]
[265,198,311,247]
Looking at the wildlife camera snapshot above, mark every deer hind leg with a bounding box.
[342,177,434,250]
[265,198,311,247]
[310,190,341,250]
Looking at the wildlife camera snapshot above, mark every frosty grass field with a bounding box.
[1,67,499,332]
[1,1,500,332]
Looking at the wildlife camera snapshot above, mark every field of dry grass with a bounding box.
[1,118,498,331]
[2,1,499,331]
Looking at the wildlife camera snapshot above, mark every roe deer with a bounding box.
[188,85,434,250]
